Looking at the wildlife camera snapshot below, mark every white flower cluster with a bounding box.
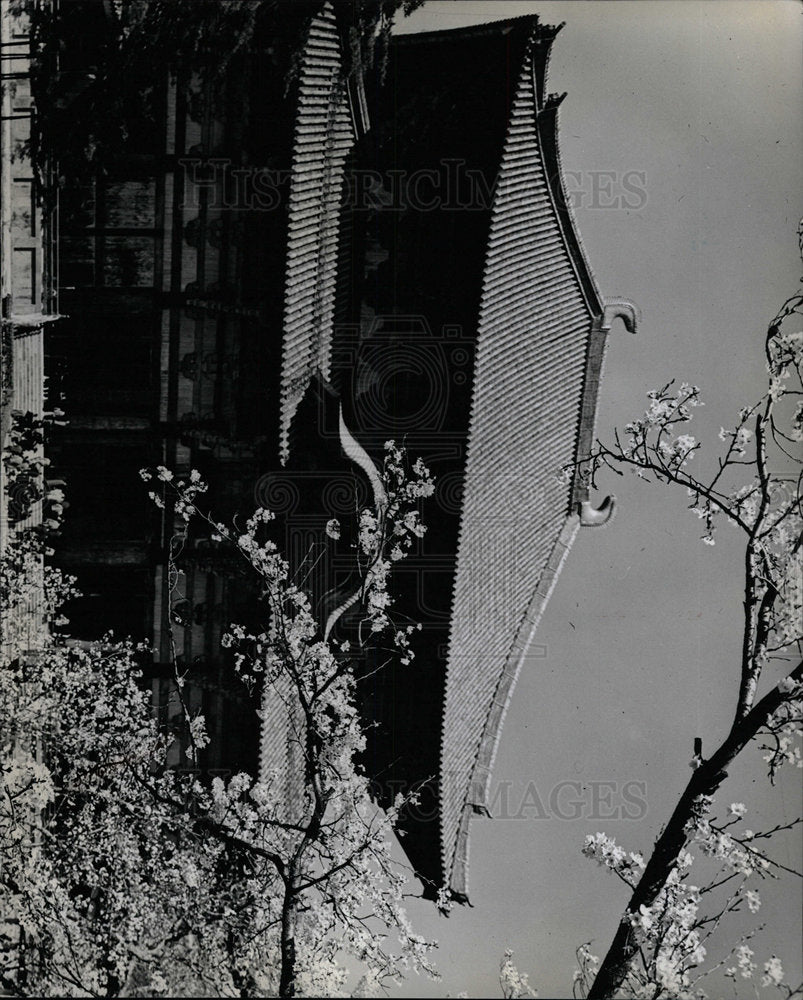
[792,400,803,442]
[350,442,435,660]
[572,942,600,996]
[436,885,454,915]
[582,832,646,887]
[499,949,537,999]
[766,329,802,400]
[725,949,789,991]
[621,382,703,460]
[140,465,208,520]
[761,955,785,988]
[717,424,753,455]
[690,817,763,877]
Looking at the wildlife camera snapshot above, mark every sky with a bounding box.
[386,3,803,997]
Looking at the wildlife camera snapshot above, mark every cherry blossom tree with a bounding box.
[565,231,803,1000]
[1,438,440,997]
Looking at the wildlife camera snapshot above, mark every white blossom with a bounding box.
[761,956,784,988]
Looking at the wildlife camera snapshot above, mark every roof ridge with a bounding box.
[391,13,562,46]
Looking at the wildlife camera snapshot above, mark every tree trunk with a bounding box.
[586,765,726,998]
[588,660,802,999]
[279,885,298,998]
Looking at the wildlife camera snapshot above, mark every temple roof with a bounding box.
[357,14,629,900]
[279,1,363,463]
[272,8,637,901]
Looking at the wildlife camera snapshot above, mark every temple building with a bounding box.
[10,4,637,904]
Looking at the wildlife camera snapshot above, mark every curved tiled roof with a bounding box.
[279,2,360,463]
[439,25,611,900]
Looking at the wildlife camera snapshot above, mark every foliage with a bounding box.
[1,409,65,527]
[1,410,48,524]
[15,0,423,196]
